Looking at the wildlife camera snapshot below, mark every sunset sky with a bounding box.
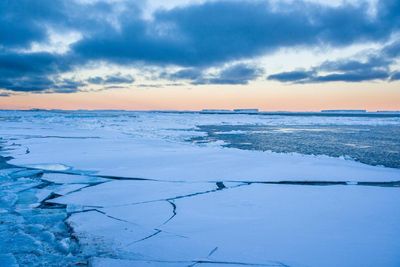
[1,0,399,111]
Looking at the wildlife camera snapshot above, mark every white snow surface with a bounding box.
[1,111,400,267]
[1,110,399,182]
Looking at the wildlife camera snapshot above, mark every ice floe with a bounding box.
[1,111,400,267]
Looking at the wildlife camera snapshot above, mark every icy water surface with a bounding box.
[192,124,400,168]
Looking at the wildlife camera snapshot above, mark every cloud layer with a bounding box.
[268,40,400,83]
[0,0,399,92]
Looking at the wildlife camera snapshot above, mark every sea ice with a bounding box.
[1,111,399,266]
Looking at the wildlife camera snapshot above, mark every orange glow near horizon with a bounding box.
[1,81,400,111]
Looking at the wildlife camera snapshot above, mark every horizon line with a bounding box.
[1,108,399,113]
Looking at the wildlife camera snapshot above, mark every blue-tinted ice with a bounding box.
[1,111,400,267]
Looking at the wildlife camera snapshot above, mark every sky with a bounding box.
[0,0,399,111]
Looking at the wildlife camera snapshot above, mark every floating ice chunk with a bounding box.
[18,209,67,226]
[1,179,41,195]
[0,254,18,267]
[0,208,8,213]
[49,183,88,195]
[8,169,43,179]
[2,230,42,254]
[0,191,18,209]
[0,168,25,178]
[66,204,86,213]
[25,163,71,171]
[39,230,56,244]
[56,238,77,254]
[41,173,108,184]
[35,189,53,203]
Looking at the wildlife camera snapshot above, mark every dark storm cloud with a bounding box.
[0,0,400,93]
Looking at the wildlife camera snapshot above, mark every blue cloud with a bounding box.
[0,0,63,48]
[268,68,391,83]
[268,70,315,83]
[0,51,67,78]
[268,69,390,83]
[390,72,400,81]
[164,64,262,84]
[162,68,203,81]
[0,51,77,92]
[74,0,400,67]
[87,74,134,85]
[313,70,389,82]
[0,75,84,93]
[268,40,400,83]
[51,79,86,93]
[206,64,263,85]
[0,0,400,92]
[0,92,10,97]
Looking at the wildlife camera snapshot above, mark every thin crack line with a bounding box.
[207,246,218,257]
[126,229,162,246]
[68,208,140,226]
[160,200,177,226]
[106,182,248,209]
[226,180,400,188]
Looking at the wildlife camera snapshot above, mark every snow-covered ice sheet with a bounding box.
[1,110,400,266]
[4,132,400,183]
[1,111,399,182]
[59,181,400,267]
[160,184,400,267]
